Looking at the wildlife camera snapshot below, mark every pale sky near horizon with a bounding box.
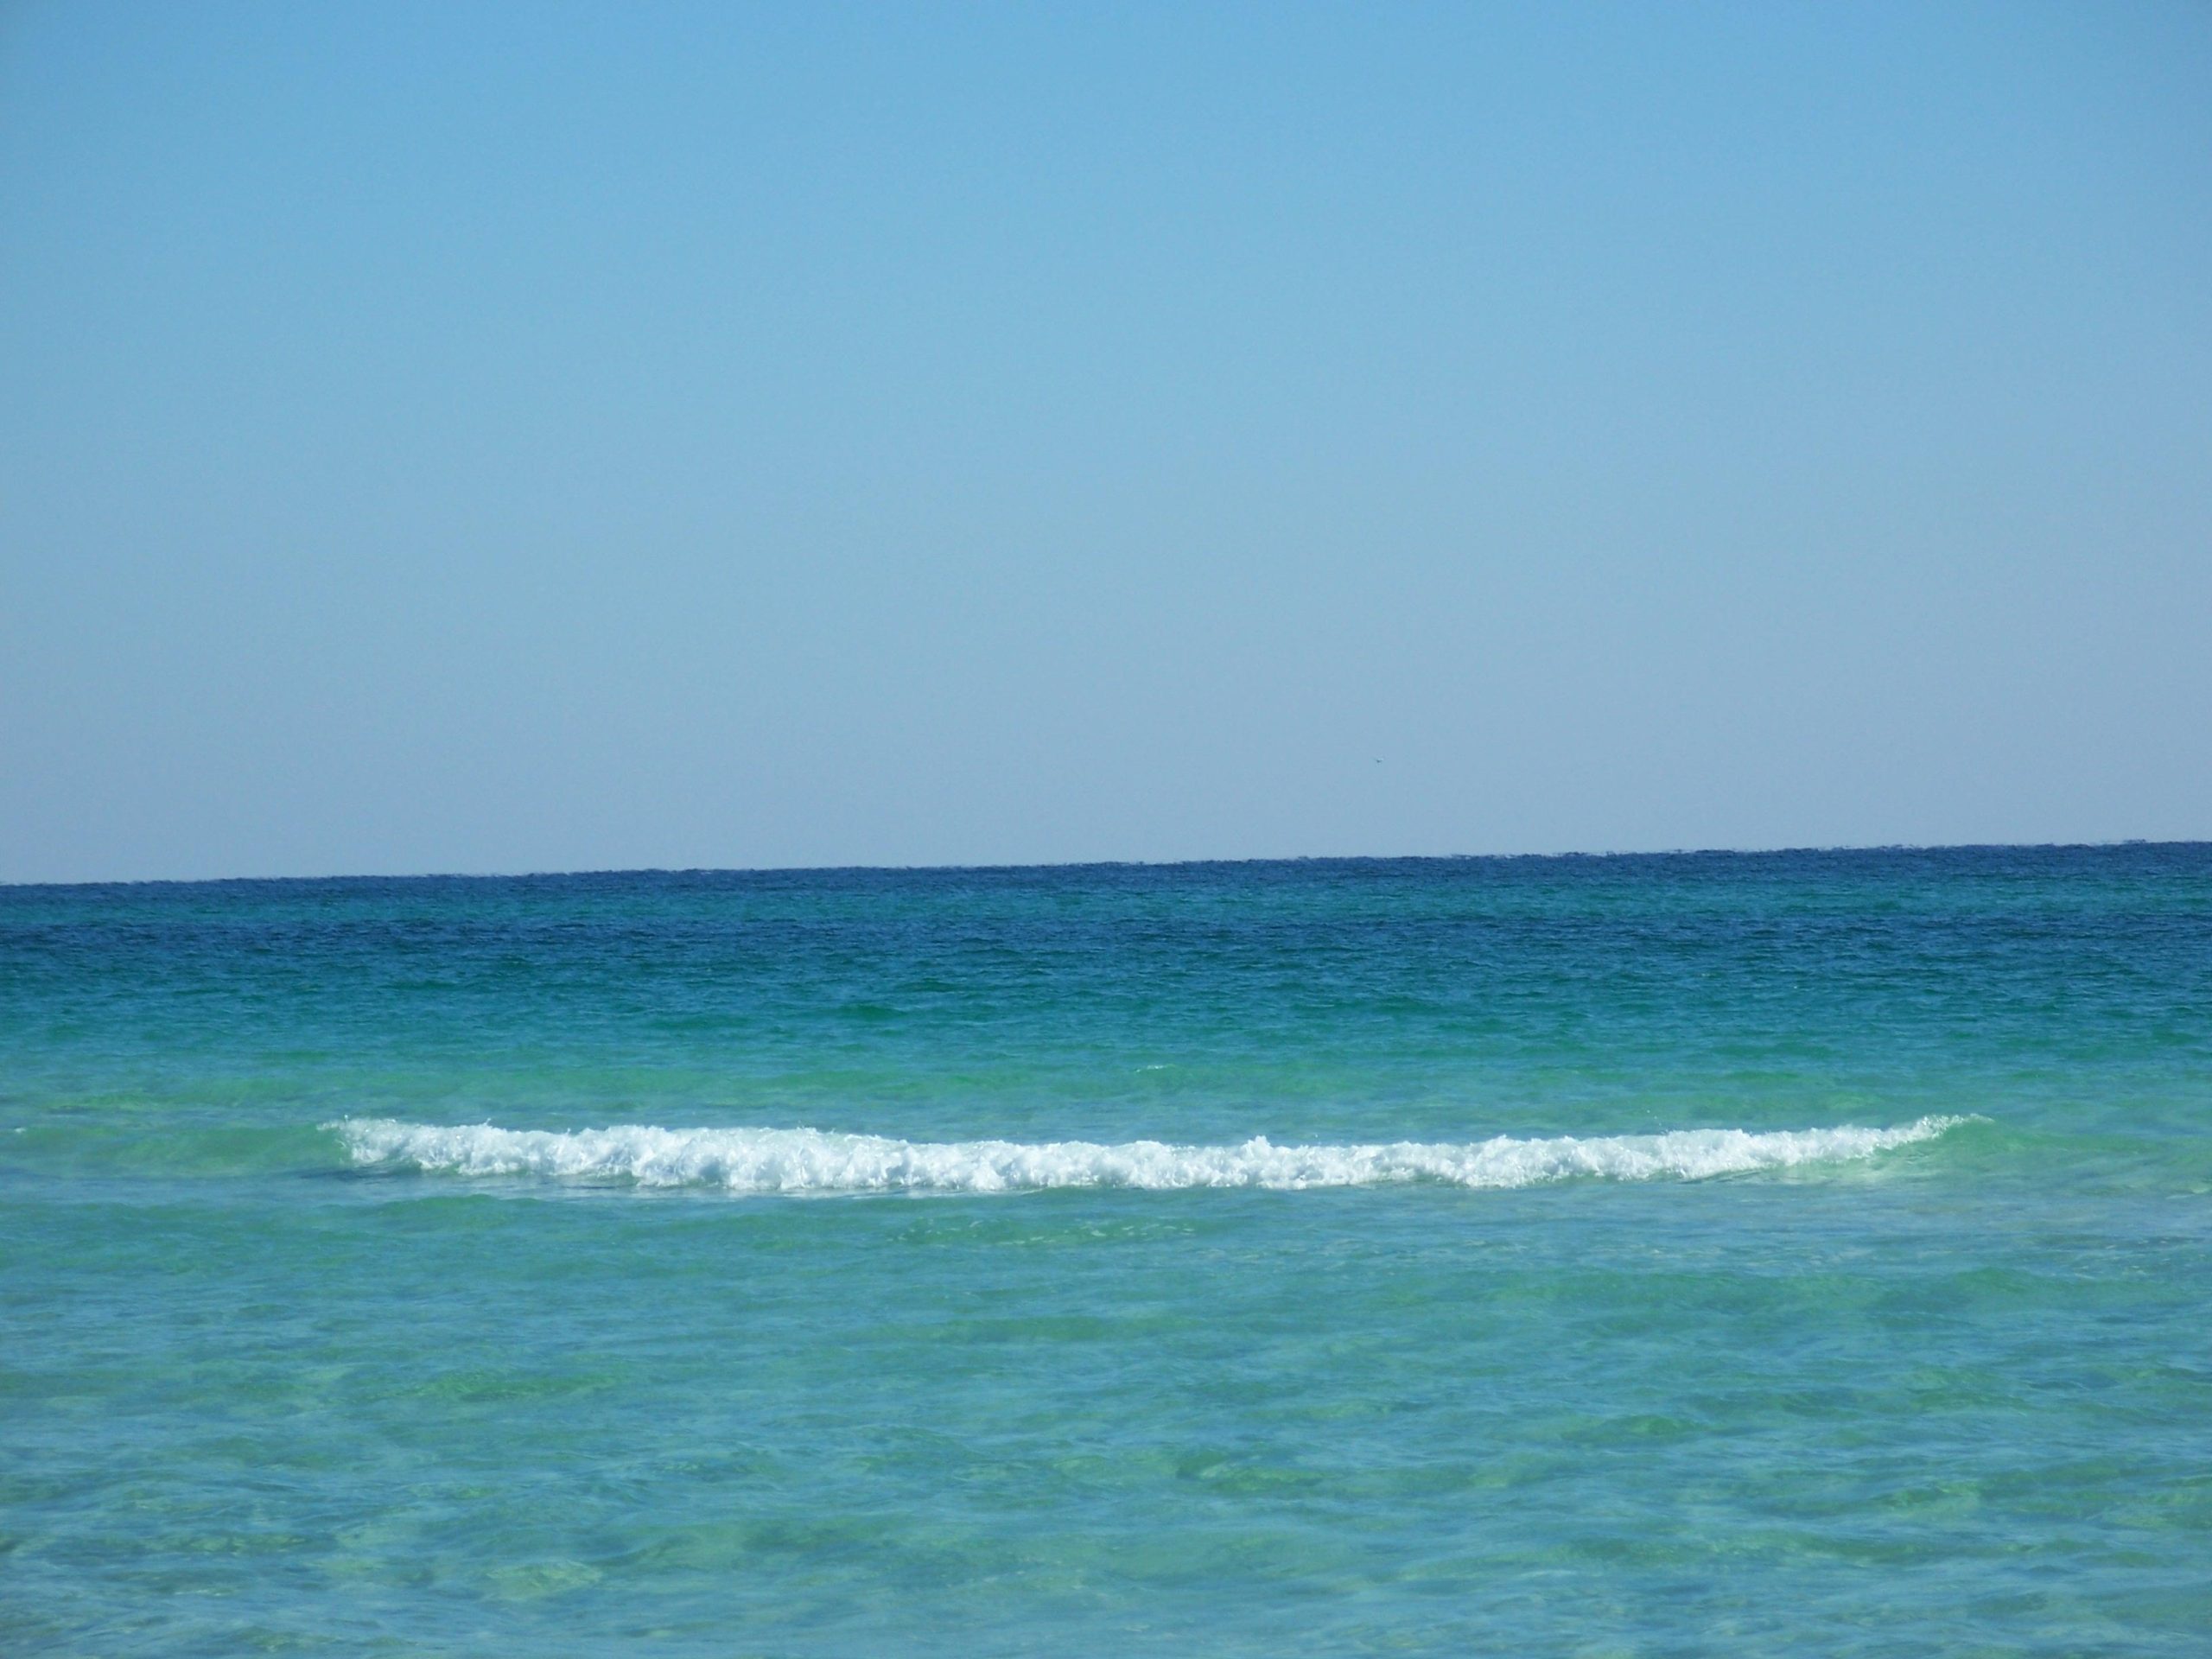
[3,2,2209,883]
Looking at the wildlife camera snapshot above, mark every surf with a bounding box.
[329,1116,1972,1195]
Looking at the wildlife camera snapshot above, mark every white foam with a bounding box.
[328,1116,1969,1195]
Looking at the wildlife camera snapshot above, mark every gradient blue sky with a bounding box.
[4,2,2208,881]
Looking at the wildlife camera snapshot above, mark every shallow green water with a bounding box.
[5,848,2209,1653]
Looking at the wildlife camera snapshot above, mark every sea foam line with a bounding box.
[328,1116,1970,1194]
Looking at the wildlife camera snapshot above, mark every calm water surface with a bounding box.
[4,847,2209,1654]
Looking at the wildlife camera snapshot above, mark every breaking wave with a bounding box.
[329,1116,1970,1195]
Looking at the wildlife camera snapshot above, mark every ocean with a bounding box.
[4,845,2209,1654]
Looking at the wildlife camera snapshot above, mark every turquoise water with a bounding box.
[5,847,2209,1655]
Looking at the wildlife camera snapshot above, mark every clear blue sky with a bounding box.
[3,2,2208,881]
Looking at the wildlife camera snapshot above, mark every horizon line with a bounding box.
[3,837,2202,893]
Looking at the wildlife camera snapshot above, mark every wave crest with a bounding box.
[328,1116,1969,1195]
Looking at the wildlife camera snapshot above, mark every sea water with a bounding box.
[3,847,2209,1654]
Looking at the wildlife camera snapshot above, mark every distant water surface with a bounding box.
[4,847,2209,1654]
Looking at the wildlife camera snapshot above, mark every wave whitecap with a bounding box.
[329,1116,1969,1195]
